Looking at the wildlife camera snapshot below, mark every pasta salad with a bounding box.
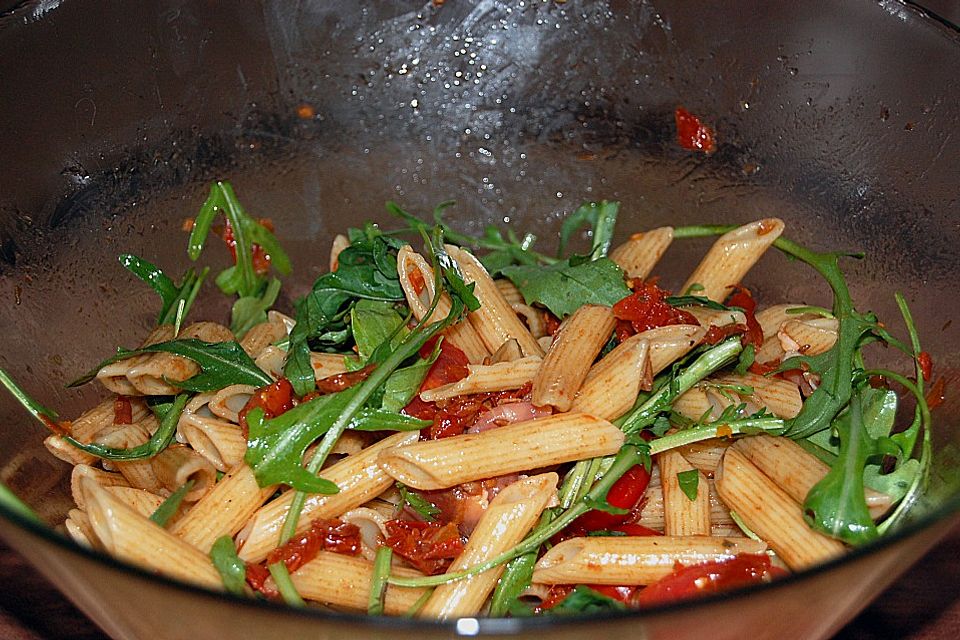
[0,182,934,617]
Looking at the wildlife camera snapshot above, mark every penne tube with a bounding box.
[685,306,747,329]
[397,245,490,363]
[95,421,162,492]
[609,227,674,280]
[239,316,289,358]
[377,413,624,491]
[151,444,218,502]
[340,507,391,561]
[446,245,544,358]
[644,324,706,375]
[290,551,427,614]
[680,219,785,302]
[96,325,174,395]
[489,338,523,364]
[79,477,223,589]
[572,336,650,421]
[715,446,846,570]
[778,318,839,357]
[127,322,234,395]
[731,435,892,519]
[104,486,166,519]
[171,463,276,553]
[494,278,524,306]
[71,397,150,442]
[755,304,816,342]
[178,412,247,472]
[419,473,558,619]
[511,302,548,339]
[237,432,420,563]
[711,372,803,419]
[207,384,255,423]
[672,387,715,421]
[532,535,768,585]
[677,438,731,476]
[659,450,711,536]
[532,305,616,411]
[71,464,130,511]
[65,508,98,550]
[420,356,541,402]
[637,479,736,534]
[253,346,351,382]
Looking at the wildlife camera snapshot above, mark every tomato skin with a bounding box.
[238,377,295,436]
[418,337,470,392]
[725,286,764,348]
[384,519,464,575]
[568,464,651,533]
[675,107,716,153]
[635,554,786,606]
[613,281,700,336]
[918,351,933,382]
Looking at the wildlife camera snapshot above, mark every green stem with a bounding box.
[268,561,306,607]
[0,482,42,524]
[649,417,785,454]
[368,546,393,615]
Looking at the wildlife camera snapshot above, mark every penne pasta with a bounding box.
[151,444,218,502]
[377,413,624,490]
[571,335,650,421]
[532,535,768,585]
[95,421,162,493]
[637,479,736,535]
[207,384,255,424]
[178,410,248,472]
[731,435,892,519]
[680,218,785,301]
[290,551,427,614]
[715,446,847,570]
[96,325,174,395]
[446,245,544,358]
[71,464,131,511]
[659,450,711,536]
[397,245,490,363]
[171,463,276,553]
[609,227,674,280]
[419,356,541,402]
[676,437,731,476]
[79,477,223,589]
[329,233,350,272]
[419,473,558,619]
[104,486,166,519]
[237,432,420,563]
[239,315,289,359]
[711,372,803,419]
[532,304,616,411]
[644,324,706,375]
[127,322,234,396]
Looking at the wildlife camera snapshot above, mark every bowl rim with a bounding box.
[2,474,959,633]
[2,0,960,633]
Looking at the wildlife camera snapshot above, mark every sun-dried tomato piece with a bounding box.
[725,286,764,348]
[419,338,470,392]
[238,377,296,436]
[613,281,700,337]
[113,396,133,425]
[315,363,377,394]
[384,519,464,575]
[266,518,362,574]
[917,351,933,382]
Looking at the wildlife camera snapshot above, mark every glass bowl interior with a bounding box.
[1,1,959,638]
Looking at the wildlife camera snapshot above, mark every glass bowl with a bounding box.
[1,1,959,638]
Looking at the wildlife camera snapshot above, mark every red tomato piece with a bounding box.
[238,377,295,436]
[315,363,377,394]
[609,523,662,537]
[918,351,933,382]
[567,464,651,533]
[245,562,274,596]
[675,107,716,154]
[703,323,749,345]
[266,518,362,574]
[613,281,700,336]
[113,396,133,425]
[725,286,764,348]
[419,338,470,392]
[589,584,638,605]
[384,519,465,575]
[220,219,274,276]
[635,554,786,606]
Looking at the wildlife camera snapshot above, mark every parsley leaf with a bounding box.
[396,482,440,521]
[558,201,619,259]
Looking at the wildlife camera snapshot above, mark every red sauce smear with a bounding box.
[675,106,716,154]
[636,554,786,606]
[384,519,464,575]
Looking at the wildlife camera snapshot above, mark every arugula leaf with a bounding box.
[62,394,188,462]
[677,469,700,501]
[210,536,247,596]
[70,339,272,391]
[149,480,194,526]
[733,344,756,376]
[558,201,619,260]
[501,257,630,318]
[0,481,42,524]
[548,585,628,615]
[379,349,439,413]
[803,388,879,545]
[120,254,209,326]
[351,300,407,361]
[396,482,440,521]
[665,295,735,312]
[230,277,281,340]
[283,232,407,396]
[490,552,538,617]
